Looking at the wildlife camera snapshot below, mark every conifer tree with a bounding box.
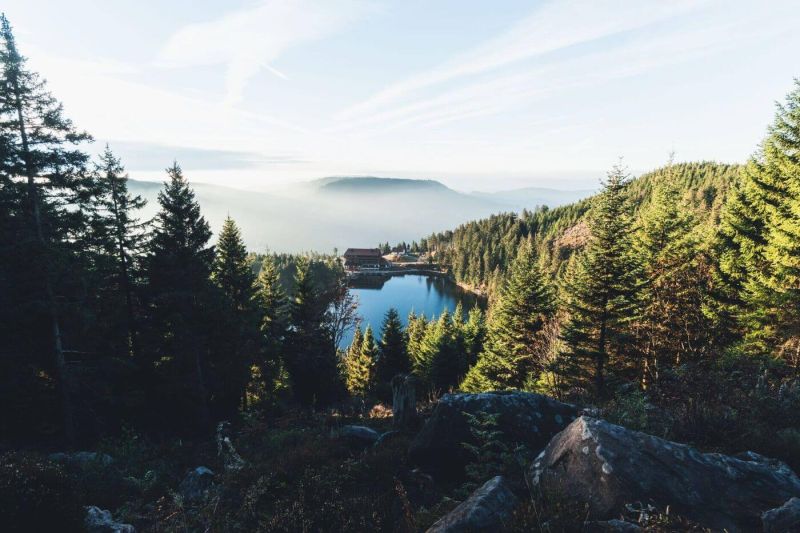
[86,146,147,358]
[558,163,638,399]
[462,306,486,367]
[283,258,343,407]
[211,216,258,414]
[375,308,408,398]
[144,162,215,430]
[407,311,429,375]
[0,14,92,444]
[253,256,288,395]
[718,81,800,359]
[344,325,376,397]
[461,242,555,392]
[633,160,712,387]
[418,310,467,393]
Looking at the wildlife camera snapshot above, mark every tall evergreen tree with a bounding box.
[86,146,147,358]
[344,325,376,397]
[633,160,713,387]
[252,256,288,399]
[211,217,258,415]
[558,163,638,399]
[417,310,467,393]
[375,308,408,399]
[144,162,215,431]
[283,258,343,407]
[0,14,92,444]
[461,242,555,392]
[718,81,800,362]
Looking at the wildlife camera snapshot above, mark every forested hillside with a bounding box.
[426,161,740,295]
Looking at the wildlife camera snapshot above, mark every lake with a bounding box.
[340,274,484,348]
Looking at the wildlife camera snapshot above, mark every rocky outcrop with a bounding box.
[49,451,114,467]
[85,506,135,533]
[426,476,519,533]
[409,392,577,478]
[332,425,381,448]
[179,466,215,502]
[762,497,800,532]
[530,416,800,532]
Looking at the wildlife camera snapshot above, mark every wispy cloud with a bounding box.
[336,0,703,122]
[156,0,373,106]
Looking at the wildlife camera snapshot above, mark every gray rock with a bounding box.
[85,506,135,533]
[333,425,381,448]
[178,466,215,502]
[530,416,800,532]
[426,476,519,532]
[762,497,800,533]
[409,391,577,478]
[49,451,114,467]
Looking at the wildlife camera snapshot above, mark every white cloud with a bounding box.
[156,0,373,106]
[336,0,704,122]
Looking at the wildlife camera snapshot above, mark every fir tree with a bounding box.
[461,242,555,392]
[718,81,800,359]
[344,325,376,397]
[0,14,92,444]
[558,163,638,399]
[144,162,215,431]
[253,256,288,397]
[211,216,258,414]
[633,160,713,387]
[418,310,467,393]
[283,258,343,407]
[86,146,147,358]
[375,308,408,399]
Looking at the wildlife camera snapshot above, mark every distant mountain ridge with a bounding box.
[128,175,594,252]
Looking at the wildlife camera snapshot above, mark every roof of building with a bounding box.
[343,248,382,257]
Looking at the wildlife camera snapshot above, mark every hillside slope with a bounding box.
[426,162,741,294]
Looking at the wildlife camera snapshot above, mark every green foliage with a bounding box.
[375,308,409,399]
[462,241,555,392]
[0,453,84,533]
[557,163,639,399]
[344,325,376,397]
[459,411,517,497]
[283,258,344,407]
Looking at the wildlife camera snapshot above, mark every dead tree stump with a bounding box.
[392,374,419,431]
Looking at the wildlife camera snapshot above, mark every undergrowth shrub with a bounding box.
[0,452,84,533]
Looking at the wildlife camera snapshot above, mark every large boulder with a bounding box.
[85,506,135,533]
[332,425,381,449]
[179,466,215,503]
[530,416,800,532]
[409,392,578,478]
[762,497,800,532]
[426,476,519,532]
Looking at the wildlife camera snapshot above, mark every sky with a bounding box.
[4,0,800,191]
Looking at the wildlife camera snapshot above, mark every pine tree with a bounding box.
[283,258,343,407]
[418,310,467,393]
[86,146,147,358]
[211,216,258,414]
[718,81,800,361]
[344,325,376,397]
[558,163,638,399]
[144,162,215,431]
[461,242,554,392]
[0,14,93,444]
[633,160,713,387]
[375,308,408,399]
[407,311,429,376]
[253,256,288,398]
[462,306,486,367]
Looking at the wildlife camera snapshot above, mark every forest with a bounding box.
[3,11,800,533]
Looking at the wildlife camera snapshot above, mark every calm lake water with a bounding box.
[340,274,484,348]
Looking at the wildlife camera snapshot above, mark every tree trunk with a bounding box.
[13,79,76,447]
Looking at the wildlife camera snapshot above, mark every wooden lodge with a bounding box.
[343,248,387,271]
